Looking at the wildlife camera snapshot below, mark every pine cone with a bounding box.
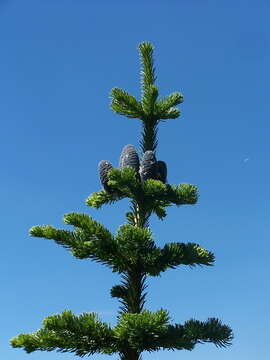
[98,160,113,192]
[139,151,157,181]
[119,144,140,172]
[156,160,167,183]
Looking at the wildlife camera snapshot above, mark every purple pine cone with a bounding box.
[119,145,140,172]
[98,160,113,192]
[139,151,157,181]
[156,160,167,183]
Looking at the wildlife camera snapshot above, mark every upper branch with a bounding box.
[86,168,198,223]
[139,42,156,96]
[110,42,184,153]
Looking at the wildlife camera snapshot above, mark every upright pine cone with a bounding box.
[156,160,167,183]
[119,144,140,173]
[98,160,113,192]
[139,151,157,181]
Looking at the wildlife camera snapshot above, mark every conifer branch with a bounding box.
[156,92,184,111]
[168,183,198,205]
[139,42,156,95]
[86,190,122,209]
[108,168,141,197]
[127,242,215,277]
[109,42,184,154]
[114,309,169,352]
[11,310,115,356]
[145,318,233,351]
[155,92,183,120]
[110,88,143,119]
[159,242,215,269]
[141,85,159,117]
[113,314,233,353]
[63,212,112,242]
[29,223,120,268]
[29,225,78,250]
[87,170,198,217]
[113,311,232,353]
[181,318,233,348]
[158,108,180,120]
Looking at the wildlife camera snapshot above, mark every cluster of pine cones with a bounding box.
[98,145,167,192]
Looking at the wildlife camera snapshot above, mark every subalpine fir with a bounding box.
[11,43,233,360]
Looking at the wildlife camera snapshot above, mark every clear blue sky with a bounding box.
[1,1,269,359]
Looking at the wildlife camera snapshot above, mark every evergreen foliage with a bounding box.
[11,42,233,360]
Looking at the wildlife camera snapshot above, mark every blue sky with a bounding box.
[1,1,269,359]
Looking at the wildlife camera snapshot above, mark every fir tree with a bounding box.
[11,42,233,360]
